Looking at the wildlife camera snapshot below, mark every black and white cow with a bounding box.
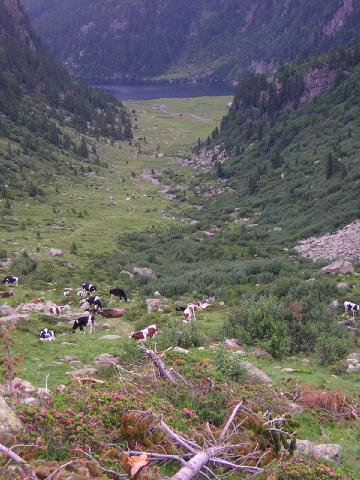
[72,312,95,334]
[39,328,55,342]
[49,305,66,317]
[344,301,359,318]
[80,295,103,312]
[82,283,96,295]
[109,288,128,301]
[1,275,18,286]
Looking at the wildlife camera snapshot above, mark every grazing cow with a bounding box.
[72,312,95,334]
[110,288,128,302]
[39,328,55,342]
[49,305,66,317]
[82,283,96,295]
[80,295,103,312]
[175,306,186,312]
[1,275,18,286]
[344,301,359,318]
[183,304,198,322]
[129,324,157,342]
[76,288,88,298]
[63,289,72,299]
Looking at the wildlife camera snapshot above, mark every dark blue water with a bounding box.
[93,81,234,101]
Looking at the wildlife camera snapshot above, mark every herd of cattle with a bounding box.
[2,275,359,343]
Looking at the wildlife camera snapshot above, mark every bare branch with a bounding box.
[76,448,126,479]
[219,402,243,440]
[44,460,76,480]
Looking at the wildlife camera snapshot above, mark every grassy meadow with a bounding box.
[1,95,359,477]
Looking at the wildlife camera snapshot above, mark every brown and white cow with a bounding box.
[49,305,66,317]
[129,324,157,342]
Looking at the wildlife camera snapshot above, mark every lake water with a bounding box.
[93,81,234,101]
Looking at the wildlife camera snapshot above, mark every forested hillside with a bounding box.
[201,43,360,239]
[23,0,360,81]
[0,0,131,196]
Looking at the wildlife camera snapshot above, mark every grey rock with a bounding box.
[94,353,118,365]
[320,260,354,275]
[0,305,17,317]
[337,282,349,290]
[20,397,40,407]
[134,266,157,279]
[223,338,241,350]
[330,299,339,310]
[0,396,23,441]
[0,314,29,325]
[120,270,134,279]
[296,440,341,463]
[146,297,166,313]
[100,335,121,340]
[240,361,272,383]
[48,248,64,257]
[347,364,360,373]
[282,368,295,373]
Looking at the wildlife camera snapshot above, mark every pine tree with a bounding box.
[326,153,334,179]
[79,137,89,158]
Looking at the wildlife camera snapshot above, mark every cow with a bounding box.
[63,289,73,299]
[129,324,157,342]
[80,295,103,312]
[72,312,95,334]
[39,328,55,342]
[1,275,18,286]
[183,304,198,322]
[110,288,128,302]
[49,305,66,317]
[76,288,88,298]
[82,283,96,295]
[175,306,186,312]
[344,301,359,318]
[0,291,14,298]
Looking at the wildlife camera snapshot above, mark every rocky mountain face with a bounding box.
[23,0,360,81]
[194,43,360,239]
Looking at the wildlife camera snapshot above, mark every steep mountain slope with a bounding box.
[0,0,131,196]
[200,44,360,239]
[23,0,360,81]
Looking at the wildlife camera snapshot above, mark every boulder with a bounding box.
[48,248,64,257]
[94,353,118,365]
[0,258,12,269]
[0,314,29,325]
[121,270,134,279]
[337,282,349,290]
[296,440,341,463]
[223,338,241,350]
[0,396,23,441]
[17,302,46,313]
[347,364,360,373]
[99,308,125,318]
[100,335,121,340]
[146,298,166,313]
[133,266,157,279]
[0,305,17,317]
[240,361,272,384]
[320,260,354,275]
[330,299,339,310]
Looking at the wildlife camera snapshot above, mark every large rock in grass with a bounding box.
[296,440,341,463]
[48,248,64,257]
[133,266,157,279]
[146,298,166,313]
[320,260,354,275]
[223,338,241,350]
[0,396,23,441]
[240,361,272,384]
[0,314,29,325]
[0,305,17,316]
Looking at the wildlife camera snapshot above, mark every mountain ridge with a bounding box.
[22,0,360,81]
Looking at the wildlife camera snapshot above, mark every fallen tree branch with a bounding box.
[76,448,126,479]
[219,402,243,440]
[44,460,76,480]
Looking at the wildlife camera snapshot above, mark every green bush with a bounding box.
[156,320,206,350]
[316,330,351,365]
[12,251,37,275]
[214,349,248,382]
